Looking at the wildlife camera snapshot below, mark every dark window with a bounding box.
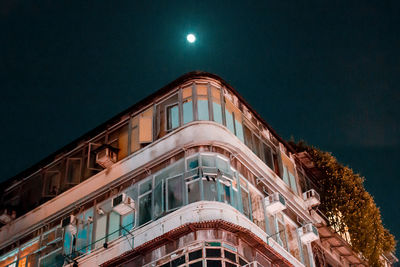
[189,261,203,267]
[160,263,170,267]
[239,257,247,266]
[189,249,203,261]
[206,248,221,258]
[225,262,237,267]
[224,250,236,262]
[171,255,185,267]
[206,260,222,267]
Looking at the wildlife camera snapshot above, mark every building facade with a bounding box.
[0,72,396,267]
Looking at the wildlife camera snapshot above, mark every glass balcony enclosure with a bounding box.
[0,152,312,267]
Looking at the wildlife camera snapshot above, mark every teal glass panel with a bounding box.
[201,155,215,167]
[283,167,290,185]
[39,248,64,267]
[167,176,183,210]
[187,180,201,204]
[139,193,152,225]
[153,180,164,219]
[289,172,298,194]
[187,156,199,170]
[234,119,244,142]
[183,100,193,124]
[216,157,229,173]
[198,100,209,120]
[167,104,179,130]
[63,230,73,255]
[139,179,152,195]
[225,110,234,134]
[122,213,134,235]
[94,214,107,249]
[108,212,120,242]
[203,178,218,201]
[213,102,223,124]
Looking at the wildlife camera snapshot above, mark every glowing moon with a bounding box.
[186,34,196,43]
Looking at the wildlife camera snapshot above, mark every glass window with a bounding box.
[39,248,64,267]
[167,175,183,210]
[138,106,153,143]
[139,193,152,226]
[250,187,266,231]
[262,143,274,170]
[153,178,164,219]
[167,104,179,130]
[211,87,223,124]
[289,172,298,194]
[130,114,140,153]
[43,171,60,196]
[282,166,290,185]
[108,211,120,242]
[122,212,134,235]
[76,208,93,254]
[206,248,221,257]
[186,155,199,170]
[224,100,235,134]
[243,125,253,151]
[187,179,201,204]
[139,179,152,195]
[66,158,81,184]
[218,178,232,205]
[189,249,202,261]
[201,154,215,167]
[224,250,236,262]
[156,93,179,139]
[94,213,107,249]
[277,217,288,250]
[197,84,209,120]
[203,177,218,201]
[216,157,229,174]
[206,260,222,267]
[241,188,251,219]
[108,123,129,160]
[183,87,194,124]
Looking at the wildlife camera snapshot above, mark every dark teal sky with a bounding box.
[1,0,399,259]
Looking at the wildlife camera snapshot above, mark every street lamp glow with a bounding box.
[186,34,196,43]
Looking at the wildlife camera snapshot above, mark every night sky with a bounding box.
[1,0,399,259]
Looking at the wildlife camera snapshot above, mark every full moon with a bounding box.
[186,34,196,43]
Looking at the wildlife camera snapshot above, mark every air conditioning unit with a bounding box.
[303,189,320,208]
[264,192,286,214]
[299,223,319,243]
[112,193,135,215]
[61,215,77,235]
[95,145,118,168]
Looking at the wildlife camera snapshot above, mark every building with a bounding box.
[0,72,397,267]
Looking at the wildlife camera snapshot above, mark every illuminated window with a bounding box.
[196,84,209,120]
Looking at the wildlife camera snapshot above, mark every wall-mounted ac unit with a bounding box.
[264,192,286,214]
[299,223,319,243]
[112,193,135,215]
[61,215,77,235]
[95,145,118,168]
[303,189,320,208]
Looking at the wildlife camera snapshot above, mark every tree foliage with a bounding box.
[290,140,396,266]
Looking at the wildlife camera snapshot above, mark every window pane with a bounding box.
[44,171,60,196]
[139,179,152,195]
[289,172,298,194]
[277,220,288,250]
[197,98,209,120]
[108,124,129,160]
[212,87,223,125]
[139,107,153,143]
[167,104,179,130]
[167,176,183,210]
[187,156,199,170]
[139,193,152,225]
[39,248,64,267]
[262,144,274,170]
[286,223,302,262]
[224,250,236,262]
[241,188,250,219]
[153,180,164,219]
[94,214,107,249]
[122,212,134,235]
[250,188,266,231]
[203,178,218,201]
[187,180,201,204]
[206,248,221,257]
[216,157,229,173]
[189,249,203,261]
[235,119,244,142]
[206,260,222,267]
[183,99,193,124]
[282,166,290,185]
[201,155,215,167]
[243,126,253,151]
[130,114,140,153]
[225,109,234,134]
[76,209,93,254]
[189,261,203,267]
[67,158,81,184]
[64,227,74,255]
[108,211,120,242]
